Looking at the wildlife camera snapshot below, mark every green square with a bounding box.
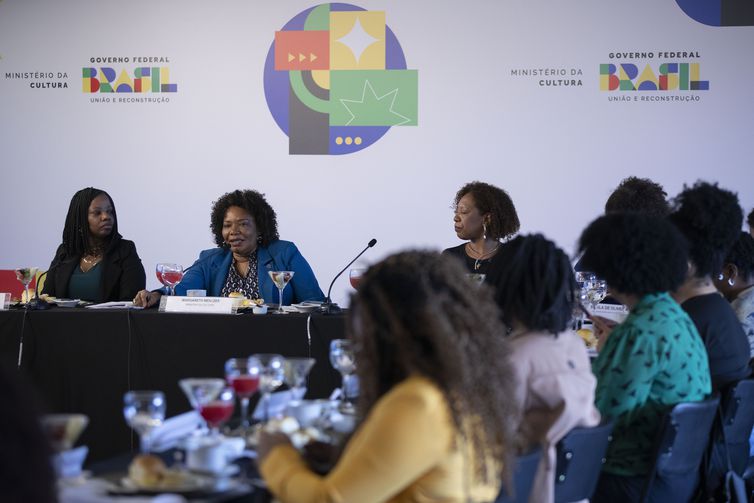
[330,70,418,127]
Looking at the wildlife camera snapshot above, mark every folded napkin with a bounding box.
[143,411,202,452]
[252,389,306,420]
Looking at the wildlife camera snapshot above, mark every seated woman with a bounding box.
[496,234,600,503]
[578,213,711,502]
[258,251,518,503]
[443,181,520,296]
[43,187,146,302]
[713,232,754,359]
[670,181,750,391]
[135,189,323,307]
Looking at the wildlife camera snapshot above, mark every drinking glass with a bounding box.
[179,378,225,434]
[15,267,39,304]
[252,353,285,422]
[349,269,365,289]
[199,386,235,436]
[161,264,184,296]
[329,339,356,414]
[268,271,294,314]
[284,357,316,400]
[155,263,170,293]
[123,390,166,453]
[225,357,261,433]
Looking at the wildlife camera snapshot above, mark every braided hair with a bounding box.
[495,234,576,334]
[348,251,517,485]
[748,209,754,230]
[61,187,118,256]
[454,181,520,240]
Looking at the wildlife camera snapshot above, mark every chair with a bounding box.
[702,380,754,497]
[639,396,720,502]
[554,419,615,503]
[720,379,754,474]
[495,446,543,503]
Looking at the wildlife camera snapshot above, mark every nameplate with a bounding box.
[159,296,237,314]
[592,302,629,323]
[0,293,10,310]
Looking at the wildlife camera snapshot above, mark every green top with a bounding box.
[68,262,102,301]
[593,292,711,476]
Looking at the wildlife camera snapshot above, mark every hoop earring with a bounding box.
[482,223,487,240]
[718,274,724,281]
[728,278,735,287]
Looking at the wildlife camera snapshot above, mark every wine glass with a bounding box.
[199,387,235,437]
[284,357,316,400]
[155,263,170,293]
[349,269,365,289]
[15,267,39,304]
[123,390,166,453]
[329,340,356,414]
[252,353,286,422]
[268,271,294,314]
[225,357,261,433]
[161,264,184,296]
[179,378,225,434]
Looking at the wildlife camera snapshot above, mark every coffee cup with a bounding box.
[185,437,244,474]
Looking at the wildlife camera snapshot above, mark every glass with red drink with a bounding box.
[349,268,365,289]
[161,264,184,296]
[199,387,234,436]
[225,357,261,433]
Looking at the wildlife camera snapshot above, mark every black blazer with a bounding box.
[42,235,146,302]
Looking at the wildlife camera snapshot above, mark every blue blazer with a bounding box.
[175,241,325,305]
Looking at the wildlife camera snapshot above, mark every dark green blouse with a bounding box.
[593,292,711,476]
[67,262,102,301]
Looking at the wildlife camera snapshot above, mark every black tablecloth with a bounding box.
[0,308,344,463]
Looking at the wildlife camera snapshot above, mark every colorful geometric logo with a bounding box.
[82,67,177,93]
[599,63,709,91]
[263,3,418,155]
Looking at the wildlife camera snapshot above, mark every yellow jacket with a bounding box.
[260,375,501,502]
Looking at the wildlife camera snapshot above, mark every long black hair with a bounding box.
[61,187,118,256]
[495,234,576,334]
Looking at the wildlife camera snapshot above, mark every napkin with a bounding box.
[143,411,202,452]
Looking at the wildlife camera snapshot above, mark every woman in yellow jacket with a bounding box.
[258,251,519,503]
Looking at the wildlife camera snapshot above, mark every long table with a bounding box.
[0,308,345,463]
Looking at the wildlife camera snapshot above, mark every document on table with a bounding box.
[85,301,143,309]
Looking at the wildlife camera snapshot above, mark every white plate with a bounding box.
[54,299,80,308]
[291,303,319,313]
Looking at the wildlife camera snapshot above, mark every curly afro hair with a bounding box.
[495,234,576,334]
[350,250,518,486]
[578,213,689,296]
[454,181,520,240]
[724,232,754,281]
[210,189,279,248]
[605,176,669,217]
[669,181,743,278]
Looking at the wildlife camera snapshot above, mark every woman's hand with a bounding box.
[592,315,618,352]
[258,431,292,462]
[133,290,161,308]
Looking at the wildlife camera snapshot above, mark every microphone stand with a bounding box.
[28,271,50,310]
[320,238,377,315]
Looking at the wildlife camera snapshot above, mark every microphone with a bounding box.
[320,238,377,314]
[28,270,51,310]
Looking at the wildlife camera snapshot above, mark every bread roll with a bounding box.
[128,454,166,487]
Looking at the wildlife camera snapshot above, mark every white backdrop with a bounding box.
[1,0,753,306]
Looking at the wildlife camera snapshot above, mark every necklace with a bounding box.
[466,242,500,271]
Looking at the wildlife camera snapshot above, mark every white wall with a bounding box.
[1,0,753,307]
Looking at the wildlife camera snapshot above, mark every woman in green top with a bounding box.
[578,213,711,502]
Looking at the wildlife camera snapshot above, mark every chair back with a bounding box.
[553,419,614,503]
[640,396,720,502]
[720,379,754,474]
[495,446,542,503]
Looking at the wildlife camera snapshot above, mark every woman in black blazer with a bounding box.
[43,187,145,302]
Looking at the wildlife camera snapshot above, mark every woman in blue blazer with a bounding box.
[134,189,323,307]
